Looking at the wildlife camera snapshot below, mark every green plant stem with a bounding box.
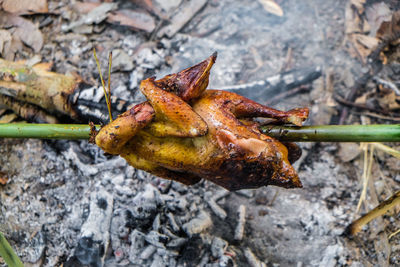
[263,124,400,142]
[0,232,24,267]
[0,123,97,139]
[0,123,400,142]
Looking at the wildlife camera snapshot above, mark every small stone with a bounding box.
[111,49,134,72]
[338,143,360,162]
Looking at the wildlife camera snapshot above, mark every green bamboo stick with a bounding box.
[0,232,24,267]
[0,123,97,140]
[261,124,400,142]
[263,124,400,142]
[1,123,400,142]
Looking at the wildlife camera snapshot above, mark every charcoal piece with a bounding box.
[166,237,187,249]
[140,245,157,260]
[66,237,103,267]
[234,205,246,241]
[206,198,227,220]
[178,235,204,266]
[219,66,322,102]
[125,184,162,230]
[145,230,169,248]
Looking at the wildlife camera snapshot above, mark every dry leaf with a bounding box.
[365,2,392,37]
[377,10,400,41]
[355,34,379,50]
[377,90,400,111]
[0,12,43,52]
[1,0,48,15]
[345,0,365,34]
[0,29,12,56]
[354,92,368,104]
[257,0,283,17]
[350,0,366,13]
[0,171,8,185]
[349,34,380,62]
[108,9,156,32]
[72,2,99,14]
[131,0,164,18]
[0,113,17,123]
[72,2,155,32]
[62,2,117,32]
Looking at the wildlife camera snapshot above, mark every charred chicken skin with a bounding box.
[95,53,309,191]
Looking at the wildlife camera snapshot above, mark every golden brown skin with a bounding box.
[95,53,309,191]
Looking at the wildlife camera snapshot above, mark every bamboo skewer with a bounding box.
[1,123,400,142]
[0,123,97,140]
[263,124,400,142]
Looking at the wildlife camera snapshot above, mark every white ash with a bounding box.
[111,49,134,72]
[145,230,169,248]
[183,210,212,236]
[213,189,230,201]
[211,237,228,258]
[205,194,227,220]
[63,144,127,177]
[129,67,145,91]
[140,245,156,260]
[111,84,131,102]
[235,189,255,198]
[244,247,267,267]
[121,34,143,51]
[66,189,113,266]
[234,205,246,241]
[0,136,359,266]
[135,47,164,70]
[150,253,165,267]
[166,212,181,232]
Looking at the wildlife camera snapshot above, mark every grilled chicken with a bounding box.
[95,53,308,191]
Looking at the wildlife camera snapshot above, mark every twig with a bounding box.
[339,43,388,124]
[265,85,310,106]
[354,111,400,122]
[347,190,400,235]
[334,94,392,116]
[374,77,400,95]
